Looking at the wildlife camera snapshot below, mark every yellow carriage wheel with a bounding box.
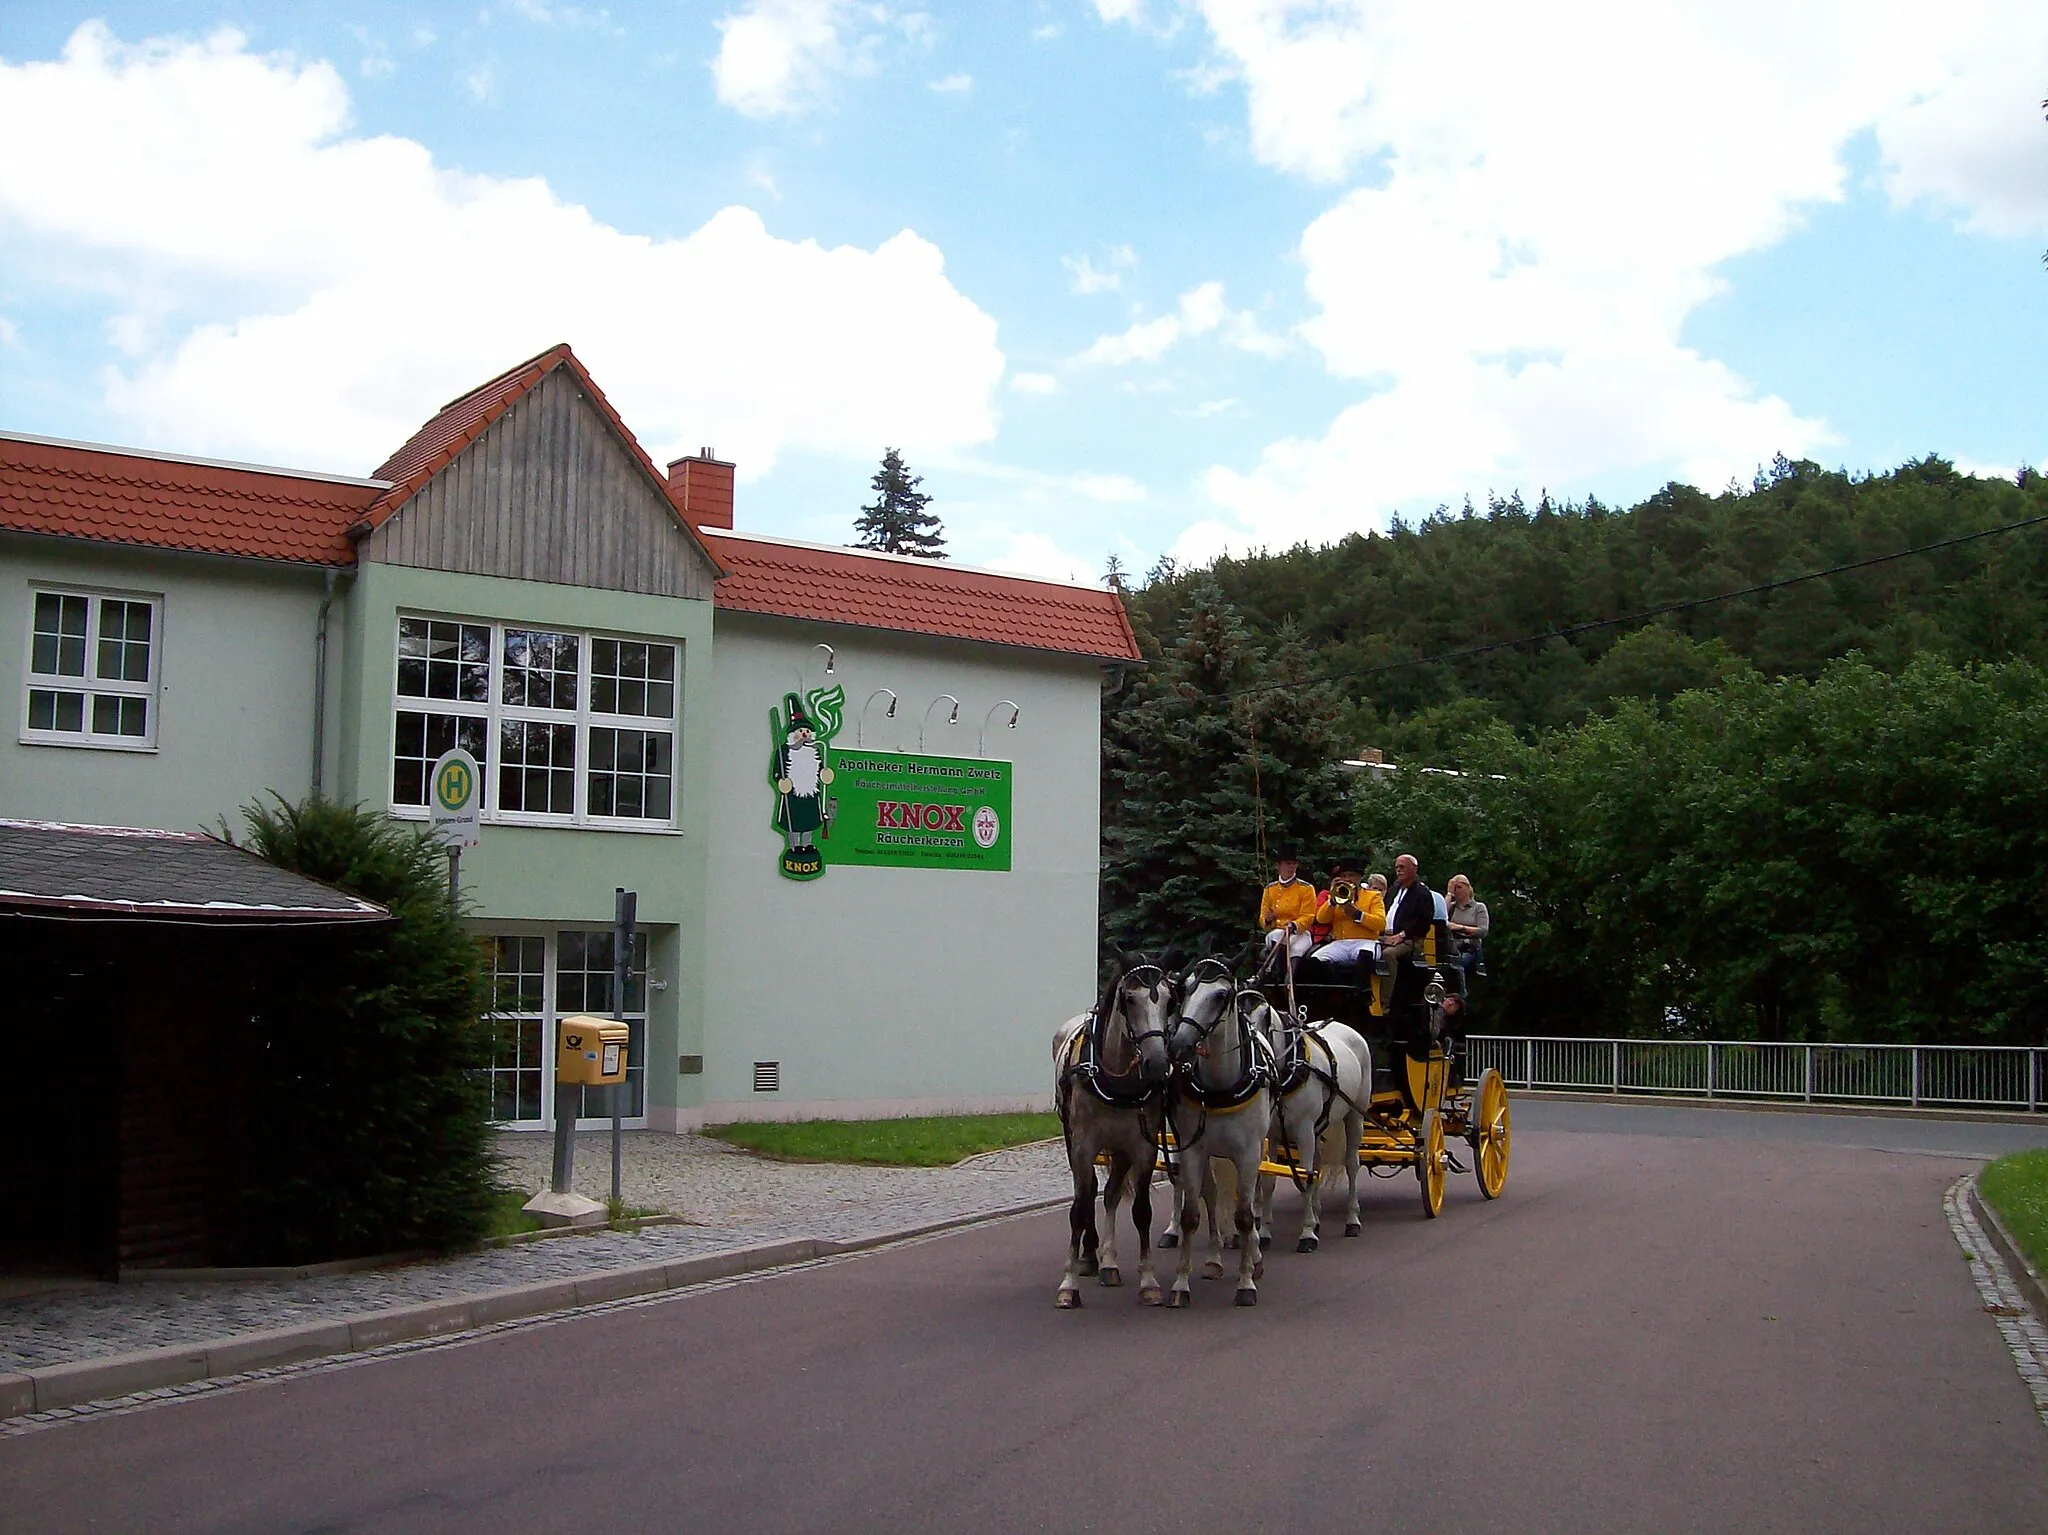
[1471,1068,1510,1200]
[1416,1108,1446,1218]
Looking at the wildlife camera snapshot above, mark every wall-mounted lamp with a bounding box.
[920,694,960,752]
[979,701,1021,757]
[858,688,898,749]
[793,643,837,700]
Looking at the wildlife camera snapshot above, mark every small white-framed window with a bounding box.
[21,587,162,750]
[390,614,678,830]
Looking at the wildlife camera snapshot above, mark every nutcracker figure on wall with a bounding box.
[770,686,844,880]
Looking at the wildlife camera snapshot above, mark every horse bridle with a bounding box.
[1109,962,1175,1057]
[1171,957,1237,1056]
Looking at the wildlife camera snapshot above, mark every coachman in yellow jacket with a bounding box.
[1260,848,1319,967]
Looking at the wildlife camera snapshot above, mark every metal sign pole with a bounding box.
[447,845,460,914]
[611,887,637,1207]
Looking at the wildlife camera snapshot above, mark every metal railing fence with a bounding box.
[1466,1035,2046,1113]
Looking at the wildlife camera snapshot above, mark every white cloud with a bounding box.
[712,0,858,117]
[1062,244,1135,294]
[0,23,1006,477]
[1074,279,1281,365]
[712,0,927,117]
[1032,24,1063,42]
[1185,398,1234,418]
[0,316,21,350]
[1010,371,1058,394]
[1095,0,2048,556]
[462,61,495,102]
[928,72,972,94]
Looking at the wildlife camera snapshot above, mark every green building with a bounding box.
[1,345,1138,1138]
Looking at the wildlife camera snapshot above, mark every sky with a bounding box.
[1,2,2044,582]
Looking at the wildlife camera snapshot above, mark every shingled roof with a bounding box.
[700,529,1141,661]
[0,820,388,923]
[0,432,384,567]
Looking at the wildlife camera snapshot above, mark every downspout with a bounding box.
[312,568,336,797]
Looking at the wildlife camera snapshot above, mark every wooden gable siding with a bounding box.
[364,368,716,599]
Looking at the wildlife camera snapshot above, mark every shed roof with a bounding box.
[0,431,385,567]
[0,821,389,923]
[700,529,1141,661]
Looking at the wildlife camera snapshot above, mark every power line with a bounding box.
[1226,507,2048,701]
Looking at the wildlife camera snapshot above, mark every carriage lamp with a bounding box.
[920,694,959,751]
[814,643,836,676]
[978,701,1020,757]
[858,688,898,748]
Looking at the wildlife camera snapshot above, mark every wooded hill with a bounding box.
[1102,458,2048,1046]
[1124,455,2048,765]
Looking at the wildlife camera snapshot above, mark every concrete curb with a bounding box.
[1,1195,1068,1421]
[1511,1089,2048,1126]
[1970,1176,2048,1323]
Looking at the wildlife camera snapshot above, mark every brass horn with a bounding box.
[1329,877,1358,906]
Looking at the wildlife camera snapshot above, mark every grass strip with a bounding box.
[1980,1148,2048,1274]
[703,1112,1061,1167]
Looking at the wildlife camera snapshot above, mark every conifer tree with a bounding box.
[853,448,945,557]
[1101,580,1351,964]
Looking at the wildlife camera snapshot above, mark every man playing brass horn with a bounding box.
[1312,855,1385,961]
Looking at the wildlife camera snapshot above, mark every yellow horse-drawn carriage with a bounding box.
[1258,926,1511,1216]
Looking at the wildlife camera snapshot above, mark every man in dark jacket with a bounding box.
[1379,854,1435,1002]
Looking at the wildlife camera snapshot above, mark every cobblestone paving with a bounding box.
[0,1132,1066,1375]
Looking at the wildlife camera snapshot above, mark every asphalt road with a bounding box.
[7,1106,2048,1535]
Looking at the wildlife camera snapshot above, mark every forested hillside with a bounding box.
[1123,456,2048,766]
[1102,458,2048,1045]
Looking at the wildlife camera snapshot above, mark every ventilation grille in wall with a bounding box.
[752,1061,780,1093]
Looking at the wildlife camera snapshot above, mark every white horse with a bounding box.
[1256,1012,1371,1251]
[1163,958,1274,1307]
[1052,956,1175,1308]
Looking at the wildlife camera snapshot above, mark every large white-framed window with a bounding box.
[392,614,679,830]
[483,929,649,1128]
[20,586,162,750]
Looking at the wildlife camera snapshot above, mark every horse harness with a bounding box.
[1060,964,1173,1110]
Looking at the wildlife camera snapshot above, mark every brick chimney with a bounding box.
[667,448,734,531]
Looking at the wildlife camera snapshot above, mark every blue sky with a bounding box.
[2,3,2044,581]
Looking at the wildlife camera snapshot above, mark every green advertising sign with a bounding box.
[827,750,1012,872]
[770,684,1011,879]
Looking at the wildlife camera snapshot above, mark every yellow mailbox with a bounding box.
[557,1015,631,1086]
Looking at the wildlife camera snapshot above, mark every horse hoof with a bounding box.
[1344,1222,1362,1238]
[1234,1287,1258,1307]
[1296,1235,1318,1254]
[1077,1257,1099,1277]
[1158,1231,1179,1249]
[1202,1260,1225,1280]
[1139,1285,1163,1307]
[1166,1289,1191,1309]
[1222,1234,1240,1251]
[1056,1289,1081,1309]
[1258,1233,1273,1251]
[1098,1266,1122,1287]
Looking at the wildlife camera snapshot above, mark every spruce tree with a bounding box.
[1101,580,1351,965]
[853,448,945,557]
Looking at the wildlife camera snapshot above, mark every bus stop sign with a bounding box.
[429,748,482,850]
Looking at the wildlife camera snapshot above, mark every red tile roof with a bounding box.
[364,343,723,576]
[701,530,1141,661]
[0,433,382,567]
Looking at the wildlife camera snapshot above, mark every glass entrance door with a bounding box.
[485,930,648,1128]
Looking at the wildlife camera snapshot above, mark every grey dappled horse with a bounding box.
[1051,957,1174,1308]
[1164,958,1272,1307]
[1256,1011,1371,1251]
